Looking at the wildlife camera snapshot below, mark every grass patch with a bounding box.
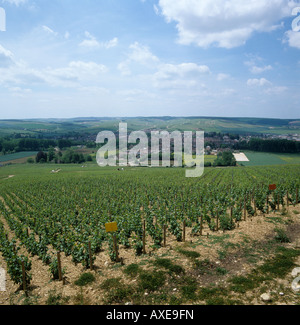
[169,295,183,305]
[74,272,95,286]
[73,287,91,305]
[153,258,185,274]
[46,289,69,305]
[194,258,215,275]
[207,234,231,245]
[217,249,227,260]
[139,270,166,292]
[216,267,228,275]
[266,216,285,225]
[198,285,243,305]
[171,275,199,302]
[177,248,201,259]
[123,263,140,277]
[274,228,291,243]
[105,286,135,304]
[100,277,122,290]
[144,292,169,305]
[198,286,229,303]
[227,246,300,297]
[100,277,136,304]
[258,247,300,278]
[229,275,258,294]
[180,278,198,301]
[228,247,300,294]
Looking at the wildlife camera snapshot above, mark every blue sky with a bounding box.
[0,0,300,119]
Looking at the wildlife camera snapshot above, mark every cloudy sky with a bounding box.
[0,0,300,119]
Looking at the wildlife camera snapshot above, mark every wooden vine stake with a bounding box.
[286,190,289,210]
[200,216,203,236]
[183,220,186,242]
[112,234,120,262]
[57,252,63,282]
[297,187,299,205]
[105,222,120,262]
[216,211,219,232]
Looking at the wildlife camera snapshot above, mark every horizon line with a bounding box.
[0,116,299,121]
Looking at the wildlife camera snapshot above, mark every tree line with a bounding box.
[0,138,73,154]
[235,138,300,153]
[34,148,93,164]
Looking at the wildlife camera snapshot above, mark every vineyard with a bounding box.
[0,164,300,305]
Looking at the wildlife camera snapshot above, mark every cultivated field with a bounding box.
[0,152,38,165]
[240,151,300,166]
[0,163,300,305]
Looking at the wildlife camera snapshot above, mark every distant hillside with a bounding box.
[0,116,299,137]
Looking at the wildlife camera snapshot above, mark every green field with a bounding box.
[240,151,300,166]
[0,152,38,163]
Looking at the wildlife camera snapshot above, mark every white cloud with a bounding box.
[284,30,300,49]
[118,42,159,75]
[217,73,230,81]
[0,50,108,89]
[42,25,58,37]
[155,62,210,79]
[250,65,273,74]
[264,86,288,94]
[0,44,14,67]
[118,42,211,91]
[247,78,272,87]
[117,61,131,76]
[244,55,273,74]
[2,0,27,6]
[79,32,118,50]
[158,0,296,48]
[8,86,32,97]
[104,37,118,49]
[44,61,108,87]
[128,42,159,65]
[0,59,45,86]
[153,4,160,16]
[79,33,100,49]
[153,62,210,89]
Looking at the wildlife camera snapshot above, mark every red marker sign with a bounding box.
[269,184,277,191]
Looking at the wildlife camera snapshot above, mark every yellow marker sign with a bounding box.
[105,222,118,233]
